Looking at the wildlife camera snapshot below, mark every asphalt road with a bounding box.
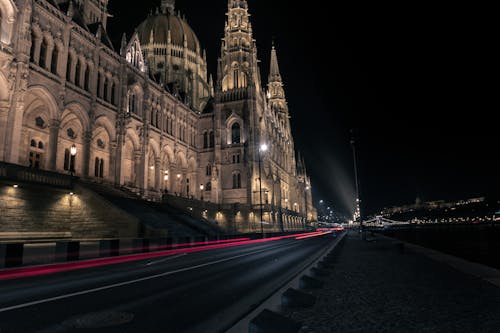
[0,235,336,333]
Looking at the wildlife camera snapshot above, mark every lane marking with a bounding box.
[146,253,186,266]
[0,241,300,314]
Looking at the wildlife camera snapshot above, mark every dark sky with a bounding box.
[108,1,498,217]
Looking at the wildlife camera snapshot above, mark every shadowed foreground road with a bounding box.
[0,235,338,332]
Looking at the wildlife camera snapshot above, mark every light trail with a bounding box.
[0,232,325,281]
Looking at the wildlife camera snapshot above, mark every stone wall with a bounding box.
[0,181,142,240]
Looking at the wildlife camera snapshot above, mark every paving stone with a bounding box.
[283,231,500,333]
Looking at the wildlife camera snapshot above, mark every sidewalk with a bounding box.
[283,231,500,333]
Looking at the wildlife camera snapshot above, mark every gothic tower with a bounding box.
[218,0,262,94]
[205,0,266,206]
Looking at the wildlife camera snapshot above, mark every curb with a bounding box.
[226,232,347,333]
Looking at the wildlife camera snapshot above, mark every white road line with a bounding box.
[0,244,287,314]
[146,253,186,266]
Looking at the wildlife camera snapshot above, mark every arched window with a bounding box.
[206,182,212,191]
[97,72,102,97]
[30,33,37,63]
[99,159,104,178]
[84,66,90,91]
[128,93,138,114]
[39,38,48,68]
[209,131,215,148]
[75,60,81,86]
[232,172,241,189]
[64,149,70,171]
[203,131,208,149]
[66,55,72,81]
[94,157,99,177]
[110,83,116,105]
[29,140,44,169]
[231,123,241,144]
[103,77,109,101]
[95,158,104,178]
[233,69,239,88]
[206,164,212,176]
[51,46,59,75]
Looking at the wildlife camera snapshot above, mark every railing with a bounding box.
[0,161,75,189]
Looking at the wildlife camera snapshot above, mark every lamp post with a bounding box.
[304,185,310,230]
[200,184,204,201]
[351,132,363,236]
[70,144,77,177]
[258,143,268,238]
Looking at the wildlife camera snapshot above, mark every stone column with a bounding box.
[154,157,161,191]
[82,130,92,177]
[134,150,143,189]
[0,102,9,161]
[32,37,42,65]
[48,119,60,171]
[110,141,119,184]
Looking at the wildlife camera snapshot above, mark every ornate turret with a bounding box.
[219,0,261,95]
[161,0,175,14]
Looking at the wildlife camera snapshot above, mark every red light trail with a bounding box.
[0,232,334,281]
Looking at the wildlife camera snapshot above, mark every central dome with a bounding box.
[137,10,200,52]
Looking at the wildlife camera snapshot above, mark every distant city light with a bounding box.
[13,184,19,188]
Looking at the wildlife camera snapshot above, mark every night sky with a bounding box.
[108,1,498,217]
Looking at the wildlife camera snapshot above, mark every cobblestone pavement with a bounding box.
[283,231,500,333]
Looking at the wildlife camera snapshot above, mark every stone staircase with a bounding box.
[78,180,219,238]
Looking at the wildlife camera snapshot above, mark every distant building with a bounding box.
[0,0,316,228]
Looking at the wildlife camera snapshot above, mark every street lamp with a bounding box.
[351,131,363,237]
[304,185,310,230]
[258,143,268,238]
[70,144,77,176]
[200,184,204,201]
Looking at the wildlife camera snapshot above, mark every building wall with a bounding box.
[0,0,316,231]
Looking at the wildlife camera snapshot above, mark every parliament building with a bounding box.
[0,0,316,230]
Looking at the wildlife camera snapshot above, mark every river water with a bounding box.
[381,224,500,270]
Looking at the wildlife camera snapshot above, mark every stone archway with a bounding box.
[58,105,89,175]
[19,87,59,170]
[160,145,174,193]
[121,129,140,187]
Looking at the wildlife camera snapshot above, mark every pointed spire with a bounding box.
[67,0,75,18]
[269,43,282,83]
[297,151,304,175]
[120,33,127,56]
[161,0,175,14]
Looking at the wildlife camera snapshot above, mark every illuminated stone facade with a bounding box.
[0,0,316,229]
